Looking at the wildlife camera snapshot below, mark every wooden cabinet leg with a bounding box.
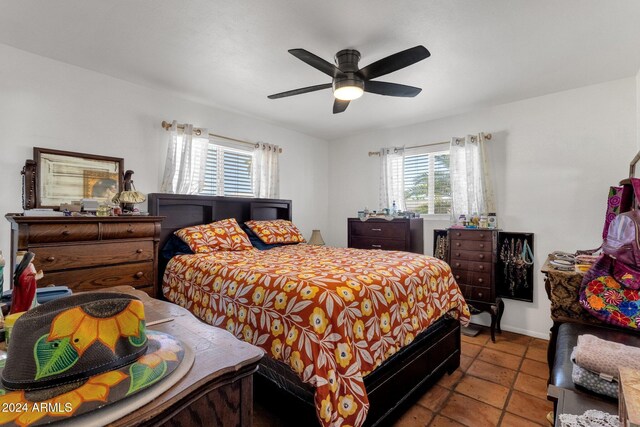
[496,297,504,333]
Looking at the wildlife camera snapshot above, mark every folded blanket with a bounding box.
[571,348,618,398]
[575,334,640,379]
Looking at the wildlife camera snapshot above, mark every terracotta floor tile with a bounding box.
[467,359,518,387]
[454,375,510,408]
[496,331,533,346]
[459,355,473,372]
[440,393,502,427]
[461,342,482,358]
[520,358,549,380]
[461,330,490,346]
[477,347,522,370]
[429,415,465,427]
[393,404,433,427]
[488,339,527,356]
[438,370,464,389]
[500,412,546,427]
[529,338,549,350]
[418,385,451,412]
[506,390,553,424]
[514,372,549,399]
[525,346,547,363]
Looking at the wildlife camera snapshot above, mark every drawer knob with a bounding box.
[479,233,485,238]
[455,275,460,280]
[479,243,485,248]
[478,278,484,284]
[62,230,70,236]
[371,244,382,248]
[455,252,460,257]
[46,256,56,262]
[127,228,135,233]
[455,242,461,247]
[479,254,485,259]
[136,248,143,254]
[479,265,484,270]
[455,262,460,267]
[456,232,461,236]
[134,272,144,279]
[478,292,483,298]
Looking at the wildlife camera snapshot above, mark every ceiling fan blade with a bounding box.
[364,81,422,97]
[268,83,332,99]
[333,99,350,114]
[288,49,345,78]
[359,45,430,80]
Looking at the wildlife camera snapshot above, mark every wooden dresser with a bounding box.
[347,217,424,254]
[448,228,504,341]
[5,215,162,297]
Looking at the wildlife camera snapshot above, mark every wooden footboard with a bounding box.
[255,316,461,426]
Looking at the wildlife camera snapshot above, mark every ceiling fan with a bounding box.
[268,45,430,114]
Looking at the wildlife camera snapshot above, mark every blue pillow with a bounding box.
[242,224,283,250]
[161,234,194,260]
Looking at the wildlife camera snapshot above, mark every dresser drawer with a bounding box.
[450,239,491,252]
[451,270,467,284]
[449,230,493,241]
[468,272,491,288]
[469,286,491,302]
[32,240,154,272]
[40,262,154,291]
[102,222,157,239]
[451,250,491,262]
[350,221,407,239]
[349,236,407,251]
[468,261,492,273]
[28,223,99,243]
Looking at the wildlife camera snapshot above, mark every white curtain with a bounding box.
[450,132,496,220]
[252,142,280,198]
[379,147,406,211]
[160,121,210,194]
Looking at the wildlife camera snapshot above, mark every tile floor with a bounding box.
[254,327,553,427]
[394,327,552,427]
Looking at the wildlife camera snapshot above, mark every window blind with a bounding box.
[404,150,451,215]
[201,144,254,197]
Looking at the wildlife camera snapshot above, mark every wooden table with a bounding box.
[548,385,617,426]
[103,286,264,426]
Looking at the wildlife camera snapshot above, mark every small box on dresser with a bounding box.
[347,217,424,254]
[5,214,163,297]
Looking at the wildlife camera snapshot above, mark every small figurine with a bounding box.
[11,252,42,314]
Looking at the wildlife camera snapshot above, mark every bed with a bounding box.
[148,193,470,426]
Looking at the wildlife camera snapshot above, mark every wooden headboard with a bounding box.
[148,193,292,287]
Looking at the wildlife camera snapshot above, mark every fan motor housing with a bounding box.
[334,49,361,73]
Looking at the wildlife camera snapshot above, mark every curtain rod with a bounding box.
[161,120,283,153]
[367,133,492,156]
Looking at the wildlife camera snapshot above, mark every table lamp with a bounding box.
[308,230,325,246]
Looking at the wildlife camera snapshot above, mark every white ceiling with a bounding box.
[1,0,640,140]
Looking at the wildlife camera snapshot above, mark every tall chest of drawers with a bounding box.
[448,228,504,341]
[5,215,163,298]
[347,218,424,254]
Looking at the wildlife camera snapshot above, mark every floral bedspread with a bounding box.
[163,244,470,427]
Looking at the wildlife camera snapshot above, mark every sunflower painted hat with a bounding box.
[0,293,185,426]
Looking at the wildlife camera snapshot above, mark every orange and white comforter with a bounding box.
[163,244,469,427]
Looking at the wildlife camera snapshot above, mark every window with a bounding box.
[201,142,254,197]
[403,148,451,215]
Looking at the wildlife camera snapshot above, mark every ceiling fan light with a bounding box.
[333,76,364,101]
[334,85,364,101]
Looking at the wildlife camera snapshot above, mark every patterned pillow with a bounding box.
[244,219,306,244]
[175,218,253,253]
[580,275,640,330]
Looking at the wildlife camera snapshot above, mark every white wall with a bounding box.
[0,43,329,287]
[327,77,637,338]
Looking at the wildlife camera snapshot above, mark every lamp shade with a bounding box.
[308,229,325,246]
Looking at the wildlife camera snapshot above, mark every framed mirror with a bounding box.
[33,148,124,209]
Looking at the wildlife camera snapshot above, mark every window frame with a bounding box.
[402,143,451,219]
[200,139,255,198]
